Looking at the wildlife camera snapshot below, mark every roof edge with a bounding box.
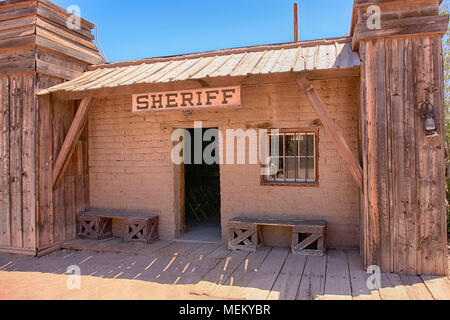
[89,36,354,70]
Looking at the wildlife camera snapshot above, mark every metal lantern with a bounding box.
[421,102,439,138]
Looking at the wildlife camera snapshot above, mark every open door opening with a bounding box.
[179,127,221,242]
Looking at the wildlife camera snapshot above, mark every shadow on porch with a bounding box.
[0,238,449,300]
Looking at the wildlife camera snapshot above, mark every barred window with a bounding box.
[264,130,318,185]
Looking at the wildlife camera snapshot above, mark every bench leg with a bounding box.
[228,222,261,252]
[291,226,326,257]
[77,215,112,240]
[124,217,159,244]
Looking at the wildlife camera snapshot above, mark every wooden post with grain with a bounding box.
[352,0,449,275]
[0,0,103,256]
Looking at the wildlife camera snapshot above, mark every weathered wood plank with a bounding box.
[133,240,173,256]
[9,75,23,249]
[379,273,411,300]
[37,87,54,248]
[0,50,35,75]
[296,255,327,300]
[346,250,381,300]
[210,247,272,299]
[35,17,98,51]
[153,241,200,257]
[63,100,77,241]
[187,242,222,259]
[421,275,450,300]
[36,2,95,40]
[36,48,86,81]
[0,76,10,247]
[0,15,36,32]
[205,244,231,260]
[375,38,391,272]
[174,254,222,286]
[189,250,249,297]
[36,35,102,66]
[0,2,36,22]
[413,36,448,276]
[74,143,86,236]
[0,24,34,42]
[353,14,448,50]
[51,97,66,244]
[377,273,403,300]
[398,274,435,300]
[242,247,290,300]
[268,254,307,300]
[0,34,35,50]
[323,250,352,300]
[21,74,36,249]
[63,175,77,241]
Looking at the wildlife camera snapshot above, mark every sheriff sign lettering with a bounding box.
[132,86,241,113]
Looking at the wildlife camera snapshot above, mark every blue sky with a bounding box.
[52,0,354,62]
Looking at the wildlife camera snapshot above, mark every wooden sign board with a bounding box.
[132,86,241,113]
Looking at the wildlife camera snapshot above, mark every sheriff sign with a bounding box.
[132,86,241,113]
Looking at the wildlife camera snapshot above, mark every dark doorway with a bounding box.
[181,127,221,242]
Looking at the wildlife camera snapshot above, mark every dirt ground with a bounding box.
[0,271,209,300]
[0,249,214,300]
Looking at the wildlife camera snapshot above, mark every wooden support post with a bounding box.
[52,97,94,190]
[297,78,363,190]
[294,3,299,42]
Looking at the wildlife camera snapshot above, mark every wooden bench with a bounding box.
[77,209,159,244]
[228,216,327,256]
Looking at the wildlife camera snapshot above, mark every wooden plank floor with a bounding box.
[2,238,448,300]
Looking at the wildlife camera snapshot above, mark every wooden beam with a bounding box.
[52,97,94,190]
[294,3,299,42]
[297,78,363,190]
[352,14,449,50]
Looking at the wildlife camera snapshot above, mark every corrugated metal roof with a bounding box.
[39,37,360,95]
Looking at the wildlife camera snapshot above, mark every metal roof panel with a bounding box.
[38,38,360,95]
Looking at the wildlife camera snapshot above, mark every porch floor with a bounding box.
[178,223,222,243]
[0,238,449,300]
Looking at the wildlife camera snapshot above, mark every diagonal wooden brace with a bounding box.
[53,97,95,190]
[232,229,254,246]
[297,78,363,190]
[294,233,321,251]
[228,222,261,252]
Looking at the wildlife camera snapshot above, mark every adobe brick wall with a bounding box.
[88,78,361,248]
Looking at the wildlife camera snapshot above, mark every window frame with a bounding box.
[261,128,320,187]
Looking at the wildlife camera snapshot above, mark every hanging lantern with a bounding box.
[421,102,439,138]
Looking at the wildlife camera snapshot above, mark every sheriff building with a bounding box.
[0,0,448,276]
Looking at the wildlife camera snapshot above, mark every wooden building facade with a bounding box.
[0,0,448,276]
[0,0,103,255]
